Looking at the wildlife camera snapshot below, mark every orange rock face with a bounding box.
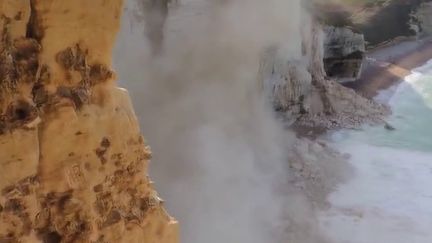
[0,1,178,242]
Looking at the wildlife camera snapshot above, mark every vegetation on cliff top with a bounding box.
[312,0,431,47]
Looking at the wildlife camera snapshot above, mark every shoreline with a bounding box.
[346,37,432,99]
[319,39,432,243]
[293,37,432,139]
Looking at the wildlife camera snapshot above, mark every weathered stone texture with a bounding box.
[0,1,178,242]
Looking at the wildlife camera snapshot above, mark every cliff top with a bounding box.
[312,0,431,46]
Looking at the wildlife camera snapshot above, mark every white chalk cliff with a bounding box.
[323,26,365,82]
[260,20,389,130]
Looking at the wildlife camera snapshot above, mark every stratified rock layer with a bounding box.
[260,21,389,130]
[323,26,365,82]
[0,1,178,242]
[260,46,312,125]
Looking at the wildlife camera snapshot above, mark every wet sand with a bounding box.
[294,37,432,138]
[347,37,432,99]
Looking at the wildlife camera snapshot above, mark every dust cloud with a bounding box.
[114,0,327,242]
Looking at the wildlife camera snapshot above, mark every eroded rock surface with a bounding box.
[314,0,432,48]
[260,21,389,130]
[323,26,365,82]
[413,1,432,37]
[0,1,178,242]
[260,46,312,125]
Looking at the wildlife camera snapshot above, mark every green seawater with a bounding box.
[321,60,432,243]
[334,60,432,152]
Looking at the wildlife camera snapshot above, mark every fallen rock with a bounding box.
[385,122,396,131]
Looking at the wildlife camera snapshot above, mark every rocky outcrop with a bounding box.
[315,0,432,48]
[259,46,312,125]
[0,1,178,242]
[323,26,365,82]
[412,1,432,37]
[260,21,389,130]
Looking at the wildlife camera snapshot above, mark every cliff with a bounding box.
[314,0,432,48]
[323,26,365,82]
[0,1,178,242]
[413,1,432,36]
[310,0,432,84]
[260,20,389,130]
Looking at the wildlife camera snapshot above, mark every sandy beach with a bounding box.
[347,37,432,99]
[294,37,432,138]
[320,38,432,243]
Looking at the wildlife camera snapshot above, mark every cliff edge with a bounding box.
[260,20,389,131]
[0,1,178,242]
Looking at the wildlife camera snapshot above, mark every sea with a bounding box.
[320,59,432,243]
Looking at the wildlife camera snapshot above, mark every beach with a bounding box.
[347,37,432,99]
[319,40,432,243]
